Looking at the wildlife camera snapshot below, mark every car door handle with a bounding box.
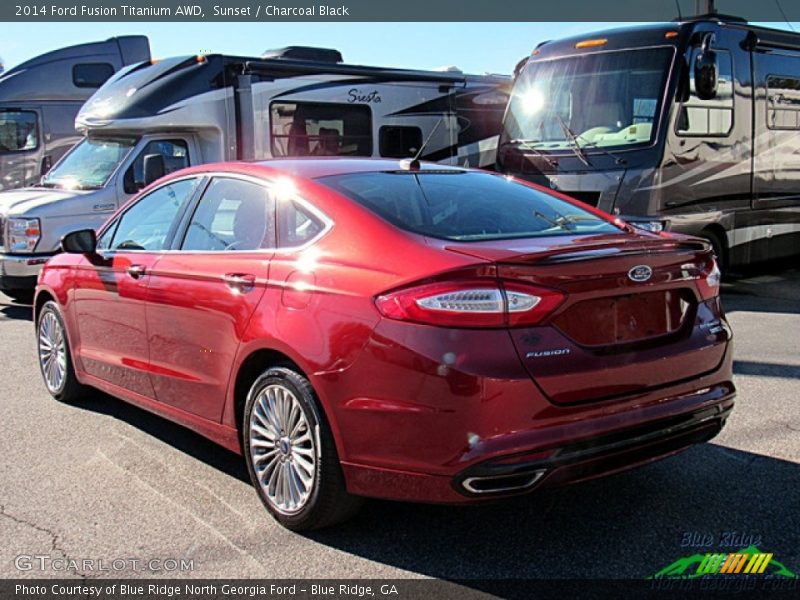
[127,264,146,279]
[223,273,256,293]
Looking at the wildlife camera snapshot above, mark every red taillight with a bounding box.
[697,259,721,301]
[375,280,565,328]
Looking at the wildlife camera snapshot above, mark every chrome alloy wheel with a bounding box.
[38,310,67,394]
[248,384,317,514]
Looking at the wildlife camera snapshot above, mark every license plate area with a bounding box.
[553,289,694,347]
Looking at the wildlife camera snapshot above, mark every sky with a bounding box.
[2,21,799,75]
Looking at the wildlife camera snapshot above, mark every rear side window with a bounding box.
[73,63,115,88]
[278,200,325,248]
[318,171,621,242]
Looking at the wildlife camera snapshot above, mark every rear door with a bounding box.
[144,175,274,421]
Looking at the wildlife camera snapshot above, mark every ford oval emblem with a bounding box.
[628,265,653,283]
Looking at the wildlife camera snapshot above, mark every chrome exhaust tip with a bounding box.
[461,469,546,495]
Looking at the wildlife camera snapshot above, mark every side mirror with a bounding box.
[61,229,97,254]
[694,34,718,100]
[143,154,165,186]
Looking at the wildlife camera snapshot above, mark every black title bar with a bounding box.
[3,0,800,22]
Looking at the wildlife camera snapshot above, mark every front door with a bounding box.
[71,176,202,397]
[144,175,275,421]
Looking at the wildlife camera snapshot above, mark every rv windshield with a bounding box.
[504,47,673,152]
[40,137,136,190]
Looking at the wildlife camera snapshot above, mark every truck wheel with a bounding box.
[36,301,86,403]
[243,366,364,531]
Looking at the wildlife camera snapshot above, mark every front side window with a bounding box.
[319,171,621,242]
[270,102,372,157]
[98,178,200,251]
[676,49,734,136]
[182,177,276,251]
[41,137,136,190]
[0,110,38,153]
[124,139,190,193]
[505,47,673,150]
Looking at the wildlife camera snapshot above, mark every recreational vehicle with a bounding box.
[0,36,150,192]
[0,47,509,299]
[499,16,800,269]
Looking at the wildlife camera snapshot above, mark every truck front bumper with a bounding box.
[0,253,51,292]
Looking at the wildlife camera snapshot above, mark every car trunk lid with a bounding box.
[445,232,730,405]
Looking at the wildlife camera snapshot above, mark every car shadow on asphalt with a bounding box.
[302,444,800,588]
[0,300,32,321]
[70,390,250,484]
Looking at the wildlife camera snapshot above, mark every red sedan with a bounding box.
[34,159,734,530]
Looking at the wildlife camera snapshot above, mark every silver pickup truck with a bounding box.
[0,135,193,300]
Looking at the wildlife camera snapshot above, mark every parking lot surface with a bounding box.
[0,267,798,588]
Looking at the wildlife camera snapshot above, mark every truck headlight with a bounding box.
[7,217,41,252]
[628,219,667,233]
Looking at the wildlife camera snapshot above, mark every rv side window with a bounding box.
[0,110,38,153]
[72,63,115,88]
[766,75,800,129]
[123,139,190,193]
[677,49,734,137]
[270,102,372,157]
[379,126,423,158]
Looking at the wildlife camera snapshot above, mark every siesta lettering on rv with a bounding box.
[348,89,382,104]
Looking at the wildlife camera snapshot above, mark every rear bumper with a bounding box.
[340,380,735,504]
[0,253,50,291]
[452,397,733,497]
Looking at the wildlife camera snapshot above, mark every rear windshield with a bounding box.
[317,171,621,241]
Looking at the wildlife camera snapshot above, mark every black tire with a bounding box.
[703,229,727,273]
[3,289,34,304]
[243,366,363,531]
[36,301,86,403]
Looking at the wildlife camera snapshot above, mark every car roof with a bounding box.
[171,157,469,182]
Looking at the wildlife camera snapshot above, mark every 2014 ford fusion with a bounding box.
[34,159,734,530]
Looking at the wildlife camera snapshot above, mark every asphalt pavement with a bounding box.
[0,266,798,590]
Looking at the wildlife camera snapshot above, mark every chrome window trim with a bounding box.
[98,171,334,257]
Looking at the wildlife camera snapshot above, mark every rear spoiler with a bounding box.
[523,239,711,265]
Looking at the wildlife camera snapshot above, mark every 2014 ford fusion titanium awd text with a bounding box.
[34,158,734,530]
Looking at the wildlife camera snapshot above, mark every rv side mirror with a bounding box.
[143,154,166,186]
[61,229,97,254]
[694,35,718,101]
